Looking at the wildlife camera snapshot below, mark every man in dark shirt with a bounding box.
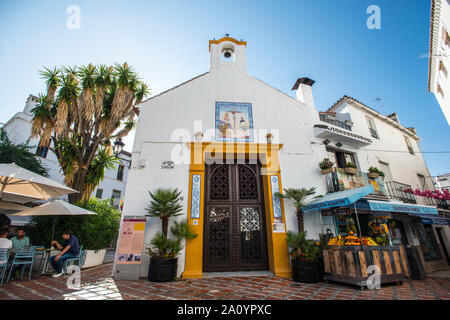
[49,230,80,277]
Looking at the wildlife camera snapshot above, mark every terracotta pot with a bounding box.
[320,168,333,175]
[368,172,379,179]
[345,167,358,174]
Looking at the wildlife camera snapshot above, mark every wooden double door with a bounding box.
[203,161,269,272]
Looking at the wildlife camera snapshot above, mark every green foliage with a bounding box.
[319,158,333,170]
[368,166,385,177]
[147,220,197,259]
[28,198,120,251]
[146,188,183,236]
[345,162,357,169]
[0,128,48,176]
[274,187,323,211]
[286,231,321,262]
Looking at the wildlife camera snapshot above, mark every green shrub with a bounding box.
[28,198,121,251]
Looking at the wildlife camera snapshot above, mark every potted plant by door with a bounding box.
[319,158,334,175]
[344,162,358,174]
[274,187,322,233]
[286,231,322,283]
[145,188,197,282]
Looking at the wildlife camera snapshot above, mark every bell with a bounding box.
[224,51,232,59]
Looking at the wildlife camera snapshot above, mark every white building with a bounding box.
[434,173,450,191]
[114,36,449,280]
[2,94,131,207]
[428,0,450,125]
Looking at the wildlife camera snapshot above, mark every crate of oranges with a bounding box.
[327,232,379,246]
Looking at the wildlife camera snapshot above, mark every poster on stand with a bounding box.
[117,218,146,265]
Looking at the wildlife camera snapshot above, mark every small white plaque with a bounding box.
[192,220,199,225]
[272,223,286,233]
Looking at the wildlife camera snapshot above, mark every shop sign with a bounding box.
[420,217,450,225]
[367,201,439,215]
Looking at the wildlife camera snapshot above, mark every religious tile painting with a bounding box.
[215,102,254,142]
[190,174,201,219]
[270,175,282,218]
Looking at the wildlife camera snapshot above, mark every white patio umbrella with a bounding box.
[11,199,97,241]
[0,200,29,212]
[0,163,78,202]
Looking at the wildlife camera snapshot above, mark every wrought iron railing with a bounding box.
[384,181,417,204]
[319,114,352,131]
[369,128,379,139]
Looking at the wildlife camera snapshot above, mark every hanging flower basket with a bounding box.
[345,167,358,174]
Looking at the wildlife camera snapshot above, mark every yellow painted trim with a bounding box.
[209,37,247,51]
[182,142,290,279]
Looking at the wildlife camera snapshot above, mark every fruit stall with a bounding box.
[322,233,411,289]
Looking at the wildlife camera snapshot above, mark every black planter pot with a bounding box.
[148,257,178,282]
[291,259,321,283]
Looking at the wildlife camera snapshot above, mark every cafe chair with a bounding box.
[30,245,45,270]
[62,245,86,275]
[7,248,36,282]
[0,249,10,287]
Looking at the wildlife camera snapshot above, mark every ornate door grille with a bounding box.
[203,161,269,271]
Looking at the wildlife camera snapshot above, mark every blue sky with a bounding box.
[1,0,449,176]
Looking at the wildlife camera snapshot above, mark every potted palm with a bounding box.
[145,188,197,282]
[286,231,322,283]
[319,158,334,175]
[344,162,358,174]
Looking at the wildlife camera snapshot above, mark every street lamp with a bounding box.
[113,138,131,169]
[113,138,125,156]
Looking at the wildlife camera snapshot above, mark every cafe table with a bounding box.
[36,248,60,275]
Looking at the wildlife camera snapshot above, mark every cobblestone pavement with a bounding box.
[0,263,449,300]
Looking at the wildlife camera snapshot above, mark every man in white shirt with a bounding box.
[0,229,12,264]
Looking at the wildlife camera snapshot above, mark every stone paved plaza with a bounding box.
[0,263,449,300]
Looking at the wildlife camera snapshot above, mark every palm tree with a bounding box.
[275,187,322,232]
[146,188,184,237]
[31,63,150,203]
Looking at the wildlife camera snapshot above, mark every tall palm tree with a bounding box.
[146,188,184,237]
[275,187,323,232]
[30,63,150,203]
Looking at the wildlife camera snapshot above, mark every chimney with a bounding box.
[292,77,315,108]
[24,94,40,114]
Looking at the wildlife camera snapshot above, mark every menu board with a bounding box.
[116,218,146,265]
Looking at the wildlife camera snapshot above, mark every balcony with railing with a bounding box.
[384,180,449,210]
[315,114,373,148]
[319,114,353,131]
[324,168,387,198]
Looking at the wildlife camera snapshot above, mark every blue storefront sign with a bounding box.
[366,200,439,215]
[303,186,374,212]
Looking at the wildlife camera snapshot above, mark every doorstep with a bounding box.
[202,271,273,278]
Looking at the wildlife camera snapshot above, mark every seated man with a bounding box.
[11,228,30,251]
[49,230,80,278]
[10,228,31,278]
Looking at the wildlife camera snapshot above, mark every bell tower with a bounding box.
[209,34,247,73]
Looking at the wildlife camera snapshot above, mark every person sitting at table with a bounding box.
[9,228,31,278]
[48,230,80,278]
[0,229,12,264]
[11,228,30,251]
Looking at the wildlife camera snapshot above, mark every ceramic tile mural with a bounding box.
[190,174,201,219]
[215,101,254,142]
[270,175,282,218]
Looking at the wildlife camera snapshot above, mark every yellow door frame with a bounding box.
[182,141,291,279]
